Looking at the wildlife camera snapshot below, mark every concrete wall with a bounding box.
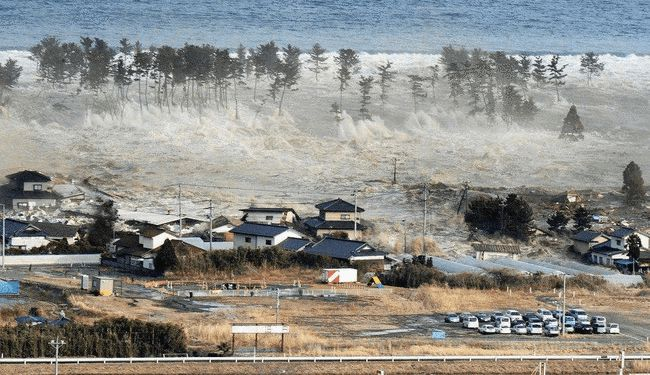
[12,198,57,210]
[2,254,101,266]
[10,236,50,250]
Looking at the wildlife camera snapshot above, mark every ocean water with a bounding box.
[0,0,649,53]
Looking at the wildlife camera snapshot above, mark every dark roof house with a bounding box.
[6,170,52,184]
[231,223,295,237]
[315,198,364,213]
[305,237,386,262]
[572,230,607,242]
[278,237,312,252]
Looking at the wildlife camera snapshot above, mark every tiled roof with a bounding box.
[471,243,521,254]
[305,237,385,260]
[315,198,364,213]
[611,227,637,238]
[278,237,312,251]
[303,218,366,231]
[230,223,292,237]
[571,230,607,242]
[6,170,51,183]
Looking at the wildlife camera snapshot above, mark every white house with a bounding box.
[240,207,299,225]
[608,227,650,251]
[138,227,177,250]
[230,223,303,249]
[2,219,79,250]
[589,244,628,267]
[4,170,59,210]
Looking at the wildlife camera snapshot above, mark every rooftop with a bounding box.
[471,243,521,254]
[611,227,640,238]
[230,222,294,237]
[315,198,364,213]
[572,230,607,242]
[305,237,385,260]
[6,170,51,183]
[278,237,312,251]
[303,218,366,231]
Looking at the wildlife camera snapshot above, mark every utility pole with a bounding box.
[562,273,567,337]
[1,204,5,271]
[49,336,65,375]
[177,184,183,238]
[353,190,358,240]
[422,186,428,253]
[275,288,280,323]
[402,219,407,253]
[392,158,397,185]
[619,350,625,375]
[206,199,213,251]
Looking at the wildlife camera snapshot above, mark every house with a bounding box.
[2,218,79,250]
[240,207,299,225]
[210,215,240,241]
[180,237,234,251]
[472,243,521,260]
[2,170,60,210]
[589,243,628,266]
[230,223,303,249]
[607,227,650,251]
[277,237,312,252]
[303,198,365,239]
[138,227,177,249]
[304,237,386,263]
[571,230,610,255]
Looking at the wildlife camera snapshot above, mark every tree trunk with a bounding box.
[278,83,287,115]
[137,79,142,112]
[233,78,239,119]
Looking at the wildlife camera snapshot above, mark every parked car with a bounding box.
[559,315,576,326]
[491,311,505,321]
[536,309,554,321]
[495,316,511,328]
[445,313,460,323]
[563,323,575,333]
[544,318,559,328]
[527,323,543,335]
[496,326,511,334]
[544,325,560,337]
[505,310,523,321]
[513,324,528,334]
[479,324,497,334]
[476,313,491,322]
[569,308,589,322]
[590,316,607,327]
[459,312,473,322]
[593,323,607,334]
[523,312,537,322]
[463,316,479,329]
[575,322,593,334]
[551,310,563,319]
[511,319,525,327]
[608,323,620,334]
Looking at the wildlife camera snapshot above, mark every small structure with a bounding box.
[608,227,650,251]
[240,207,299,225]
[321,268,357,284]
[80,274,90,290]
[571,230,610,255]
[589,244,628,266]
[305,237,386,264]
[231,323,289,353]
[0,279,20,295]
[230,223,303,249]
[303,198,366,239]
[91,276,114,296]
[472,243,521,260]
[139,227,177,250]
[431,329,446,340]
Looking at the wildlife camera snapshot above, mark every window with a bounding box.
[265,215,274,221]
[616,240,621,246]
[340,214,351,220]
[245,237,252,243]
[33,184,43,191]
[265,239,272,245]
[17,202,28,208]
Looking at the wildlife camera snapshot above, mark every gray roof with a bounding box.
[230,223,293,237]
[305,237,386,260]
[471,243,521,254]
[278,237,312,251]
[572,230,607,242]
[315,198,364,213]
[2,218,78,239]
[6,170,51,183]
[611,227,638,238]
[241,207,296,214]
[27,221,79,238]
[591,243,626,256]
[303,218,366,231]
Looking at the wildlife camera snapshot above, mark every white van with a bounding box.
[463,316,479,329]
[495,316,511,328]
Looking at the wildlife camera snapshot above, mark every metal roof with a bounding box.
[278,238,312,251]
[611,227,638,238]
[230,223,293,237]
[303,218,365,231]
[471,243,521,254]
[6,170,51,183]
[571,230,607,242]
[315,198,364,213]
[427,256,485,274]
[305,237,385,260]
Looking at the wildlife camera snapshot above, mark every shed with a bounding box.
[91,276,114,296]
[321,268,358,283]
[472,243,521,260]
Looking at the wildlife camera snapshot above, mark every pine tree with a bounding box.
[622,161,646,206]
[61,42,84,84]
[627,234,642,274]
[133,42,151,111]
[531,56,546,87]
[376,60,394,112]
[445,62,464,106]
[307,43,328,82]
[579,52,605,86]
[407,74,427,112]
[573,206,592,231]
[559,105,584,140]
[518,54,531,91]
[427,65,440,102]
[547,210,569,232]
[501,84,522,124]
[0,58,22,103]
[229,50,246,119]
[30,36,66,85]
[273,44,301,114]
[334,48,360,111]
[358,75,374,120]
[82,38,113,92]
[547,54,567,101]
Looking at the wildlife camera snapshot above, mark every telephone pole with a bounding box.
[49,336,66,375]
[1,204,5,271]
[275,288,280,323]
[422,186,428,253]
[206,199,213,251]
[392,158,397,184]
[177,184,183,238]
[353,190,358,240]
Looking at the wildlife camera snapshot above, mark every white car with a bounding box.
[536,309,554,321]
[505,310,523,321]
[569,308,589,322]
[513,324,528,334]
[563,324,575,333]
[544,318,559,328]
[544,326,560,337]
[479,324,496,334]
[463,316,479,329]
[495,316,511,328]
[527,323,543,335]
[496,326,511,334]
[608,323,620,334]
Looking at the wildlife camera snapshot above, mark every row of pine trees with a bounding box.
[2,36,607,125]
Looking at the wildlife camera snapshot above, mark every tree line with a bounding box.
[3,35,605,124]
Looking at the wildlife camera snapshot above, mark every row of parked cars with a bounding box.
[445,308,620,336]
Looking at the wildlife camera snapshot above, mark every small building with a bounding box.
[1,218,80,250]
[139,227,177,249]
[240,207,299,225]
[3,170,59,210]
[304,198,366,239]
[91,276,114,296]
[608,227,650,251]
[571,230,610,255]
[321,268,358,283]
[472,243,521,260]
[305,237,386,264]
[589,244,628,266]
[230,223,304,249]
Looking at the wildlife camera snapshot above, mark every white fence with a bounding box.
[1,254,101,266]
[0,353,648,365]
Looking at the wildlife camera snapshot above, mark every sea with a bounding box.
[0,0,649,54]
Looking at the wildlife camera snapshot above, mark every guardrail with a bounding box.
[0,354,648,365]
